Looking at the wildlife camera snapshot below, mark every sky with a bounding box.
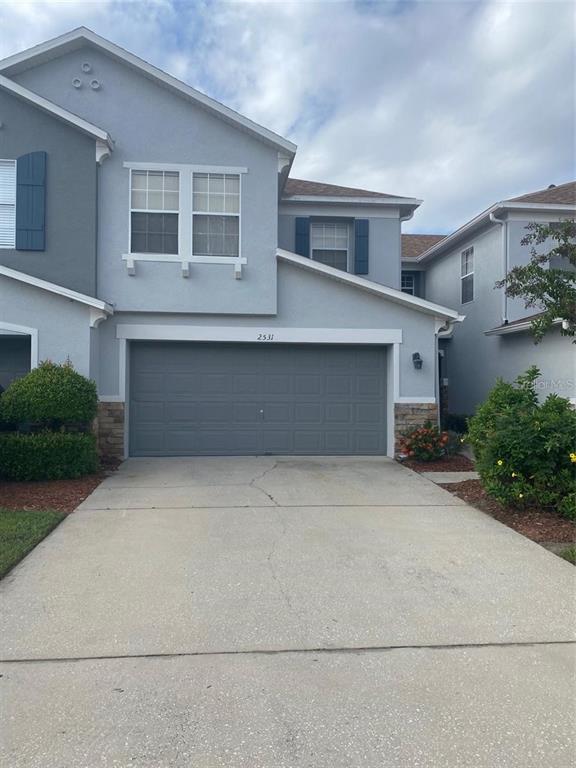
[0,0,574,233]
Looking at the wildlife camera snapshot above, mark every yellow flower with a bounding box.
[511,472,517,478]
[519,493,524,499]
[497,459,503,466]
[570,452,576,463]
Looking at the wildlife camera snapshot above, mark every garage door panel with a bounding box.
[130,342,387,456]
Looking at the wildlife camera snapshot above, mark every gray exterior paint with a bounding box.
[96,260,438,402]
[0,335,30,390]
[13,46,279,315]
[0,89,97,295]
[425,218,575,413]
[130,341,387,456]
[0,277,94,378]
[279,203,402,289]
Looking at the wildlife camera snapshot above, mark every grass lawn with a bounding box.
[0,508,65,579]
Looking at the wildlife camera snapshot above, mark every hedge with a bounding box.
[0,361,97,428]
[0,432,98,481]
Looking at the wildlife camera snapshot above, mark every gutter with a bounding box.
[489,208,508,324]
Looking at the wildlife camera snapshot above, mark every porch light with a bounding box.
[412,352,423,370]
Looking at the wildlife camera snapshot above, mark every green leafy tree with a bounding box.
[496,219,576,342]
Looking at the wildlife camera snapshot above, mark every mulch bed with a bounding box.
[0,472,108,513]
[400,454,475,472]
[441,479,575,544]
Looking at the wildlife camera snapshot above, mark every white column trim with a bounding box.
[0,321,39,370]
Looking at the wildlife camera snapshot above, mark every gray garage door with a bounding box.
[129,342,387,456]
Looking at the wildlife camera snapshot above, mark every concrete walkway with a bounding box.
[1,457,574,767]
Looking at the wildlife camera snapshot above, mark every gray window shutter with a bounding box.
[295,217,310,257]
[354,219,369,274]
[16,151,46,251]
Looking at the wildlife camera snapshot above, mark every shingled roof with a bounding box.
[283,178,412,200]
[507,180,576,206]
[402,234,446,259]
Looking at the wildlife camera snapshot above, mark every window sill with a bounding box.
[122,253,247,278]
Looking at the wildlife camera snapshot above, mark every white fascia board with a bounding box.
[0,28,296,156]
[276,248,461,320]
[282,195,422,207]
[485,317,563,336]
[0,265,113,314]
[417,201,576,264]
[0,74,113,147]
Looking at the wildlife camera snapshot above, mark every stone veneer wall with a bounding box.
[394,402,439,455]
[96,401,125,462]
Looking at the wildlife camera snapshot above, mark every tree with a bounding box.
[496,219,576,342]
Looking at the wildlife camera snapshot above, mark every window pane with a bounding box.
[209,174,225,193]
[224,217,239,235]
[208,193,225,213]
[164,234,178,254]
[131,212,178,254]
[164,172,179,191]
[163,191,179,211]
[193,174,209,192]
[223,235,239,256]
[131,171,147,190]
[312,249,348,271]
[224,195,240,214]
[225,175,239,194]
[148,171,164,190]
[193,193,209,212]
[147,191,163,209]
[131,232,147,253]
[131,190,147,209]
[461,274,474,303]
[193,233,209,254]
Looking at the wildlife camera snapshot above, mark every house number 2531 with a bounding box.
[257,333,275,341]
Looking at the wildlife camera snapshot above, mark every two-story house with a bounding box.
[0,27,462,460]
[402,182,576,416]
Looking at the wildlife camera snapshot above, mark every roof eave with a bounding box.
[277,248,461,321]
[0,27,296,156]
[281,195,422,207]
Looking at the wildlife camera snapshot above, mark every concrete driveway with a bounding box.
[1,457,574,767]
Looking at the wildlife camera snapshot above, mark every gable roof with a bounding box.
[0,73,112,147]
[0,27,296,156]
[507,180,576,206]
[415,180,576,263]
[277,248,462,321]
[0,265,113,314]
[402,234,446,260]
[282,177,421,209]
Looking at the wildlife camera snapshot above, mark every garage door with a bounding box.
[129,342,387,456]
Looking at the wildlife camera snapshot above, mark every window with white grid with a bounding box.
[461,246,474,304]
[310,222,349,271]
[192,173,240,257]
[130,170,179,254]
[401,273,415,295]
[0,160,16,249]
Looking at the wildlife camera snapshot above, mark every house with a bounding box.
[0,27,462,459]
[403,182,576,415]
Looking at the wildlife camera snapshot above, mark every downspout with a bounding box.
[489,208,508,324]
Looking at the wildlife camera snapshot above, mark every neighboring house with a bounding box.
[0,27,462,459]
[403,182,576,415]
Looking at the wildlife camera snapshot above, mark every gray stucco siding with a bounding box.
[95,260,439,401]
[278,206,401,289]
[13,46,280,315]
[0,89,97,295]
[0,277,93,378]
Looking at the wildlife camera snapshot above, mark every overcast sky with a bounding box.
[1,0,574,232]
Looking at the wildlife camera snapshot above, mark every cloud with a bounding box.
[0,0,573,232]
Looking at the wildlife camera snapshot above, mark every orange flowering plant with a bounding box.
[399,421,449,462]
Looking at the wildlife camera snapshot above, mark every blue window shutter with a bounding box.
[354,218,369,275]
[16,151,46,251]
[294,217,310,257]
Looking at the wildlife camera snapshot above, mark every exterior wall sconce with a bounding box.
[412,352,423,370]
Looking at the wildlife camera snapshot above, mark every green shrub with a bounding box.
[558,492,576,521]
[467,367,576,511]
[0,431,98,481]
[0,361,97,428]
[442,413,470,434]
[399,421,449,461]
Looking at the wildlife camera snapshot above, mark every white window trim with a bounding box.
[124,165,246,278]
[0,159,17,249]
[310,221,350,271]
[460,247,474,304]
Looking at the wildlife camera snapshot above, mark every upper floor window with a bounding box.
[310,222,349,271]
[130,170,179,255]
[0,159,16,249]
[461,246,474,303]
[401,273,415,295]
[192,173,240,257]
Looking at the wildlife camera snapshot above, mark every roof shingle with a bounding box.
[507,180,576,206]
[283,178,410,200]
[401,234,446,259]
